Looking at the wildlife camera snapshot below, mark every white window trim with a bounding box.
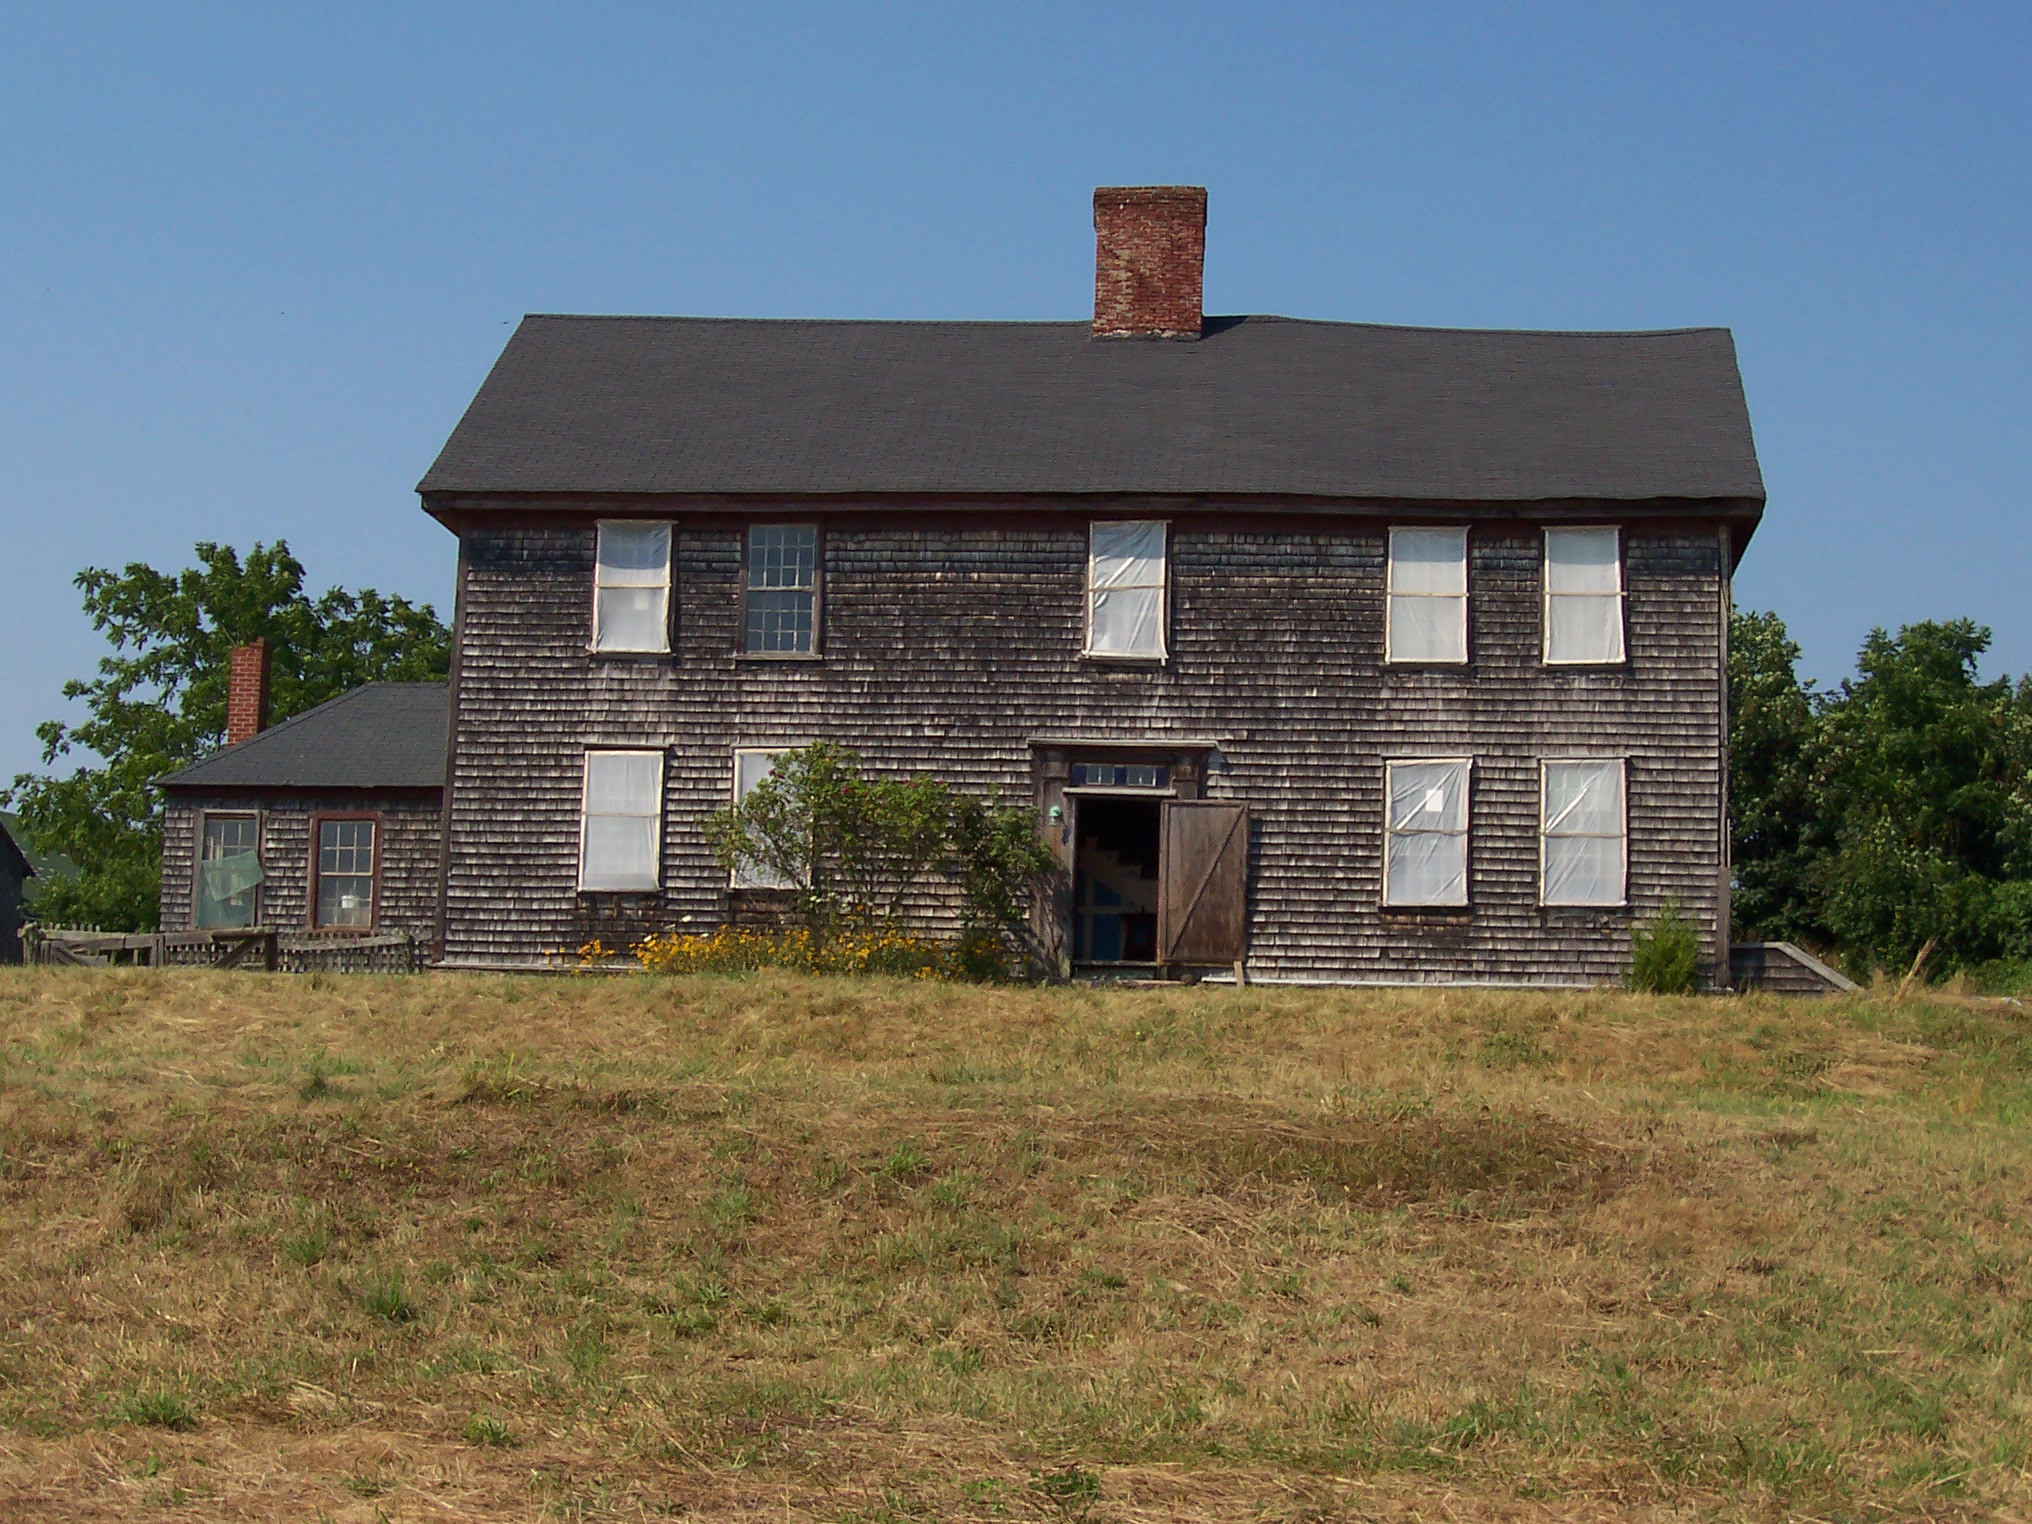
[1542,525,1626,666]
[577,748,666,893]
[730,747,808,890]
[590,520,673,655]
[1382,757,1473,908]
[741,523,822,657]
[1384,526,1470,666]
[1083,519,1170,661]
[1538,756,1629,907]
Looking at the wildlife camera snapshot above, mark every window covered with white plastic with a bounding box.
[1386,527,1468,663]
[592,522,672,653]
[1543,527,1624,664]
[196,814,262,928]
[1541,759,1626,905]
[579,750,664,892]
[1383,759,1470,907]
[1086,521,1167,659]
[745,525,818,654]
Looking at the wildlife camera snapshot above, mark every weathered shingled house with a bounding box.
[0,819,32,965]
[416,186,1764,983]
[157,643,447,944]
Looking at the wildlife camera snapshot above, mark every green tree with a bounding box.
[704,742,1055,968]
[1810,620,2032,972]
[6,542,450,930]
[1728,610,1830,945]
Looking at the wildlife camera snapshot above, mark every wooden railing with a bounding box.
[18,924,420,974]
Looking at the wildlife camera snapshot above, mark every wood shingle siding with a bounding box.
[161,795,443,941]
[440,513,1727,981]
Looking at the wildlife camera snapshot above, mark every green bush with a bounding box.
[1628,900,1702,994]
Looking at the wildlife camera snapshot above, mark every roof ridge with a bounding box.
[516,312,1736,340]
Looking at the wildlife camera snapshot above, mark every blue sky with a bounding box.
[3,3,2028,782]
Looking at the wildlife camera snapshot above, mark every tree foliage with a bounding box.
[5,542,450,931]
[1730,610,2032,977]
[703,742,1057,971]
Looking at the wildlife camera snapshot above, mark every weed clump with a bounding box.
[356,1272,419,1324]
[463,1413,514,1447]
[112,1389,197,1431]
[1629,899,1703,994]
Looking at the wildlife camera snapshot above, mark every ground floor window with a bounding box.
[314,818,377,928]
[579,750,665,891]
[1383,759,1471,906]
[196,814,262,928]
[1541,759,1627,905]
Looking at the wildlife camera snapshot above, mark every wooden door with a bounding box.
[1157,800,1249,965]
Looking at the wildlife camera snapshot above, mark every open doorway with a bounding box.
[1073,795,1161,964]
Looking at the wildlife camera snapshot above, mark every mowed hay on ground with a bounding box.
[0,969,2028,1521]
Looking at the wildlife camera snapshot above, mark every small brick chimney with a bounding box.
[226,639,271,746]
[1092,186,1207,339]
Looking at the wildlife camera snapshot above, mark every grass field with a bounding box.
[0,969,2028,1521]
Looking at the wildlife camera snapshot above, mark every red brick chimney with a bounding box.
[226,639,271,746]
[1092,186,1207,339]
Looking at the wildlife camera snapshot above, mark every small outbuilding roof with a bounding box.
[418,314,1766,507]
[158,683,447,793]
[0,820,31,881]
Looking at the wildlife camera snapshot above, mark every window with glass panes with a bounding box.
[315,819,376,928]
[744,525,817,653]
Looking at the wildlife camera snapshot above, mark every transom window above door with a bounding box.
[1070,762,1170,789]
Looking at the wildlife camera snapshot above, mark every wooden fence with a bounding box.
[18,924,421,974]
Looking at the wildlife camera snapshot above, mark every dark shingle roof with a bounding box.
[0,820,30,881]
[158,683,446,793]
[418,315,1764,504]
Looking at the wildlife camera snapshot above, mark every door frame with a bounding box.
[1030,738,1221,978]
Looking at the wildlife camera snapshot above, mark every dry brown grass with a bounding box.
[0,968,2029,1521]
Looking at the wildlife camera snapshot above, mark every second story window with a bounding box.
[1086,520,1168,660]
[744,525,818,654]
[1544,526,1624,664]
[1386,527,1468,664]
[592,521,672,654]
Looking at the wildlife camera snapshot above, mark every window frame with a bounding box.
[1082,519,1171,664]
[307,810,382,933]
[729,747,808,889]
[577,748,667,894]
[1538,756,1630,907]
[193,809,263,930]
[1542,525,1627,666]
[1384,526,1470,666]
[1381,757,1473,909]
[737,522,824,659]
[589,520,674,656]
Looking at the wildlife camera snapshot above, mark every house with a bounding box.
[156,640,446,945]
[0,818,32,965]
[414,185,1763,984]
